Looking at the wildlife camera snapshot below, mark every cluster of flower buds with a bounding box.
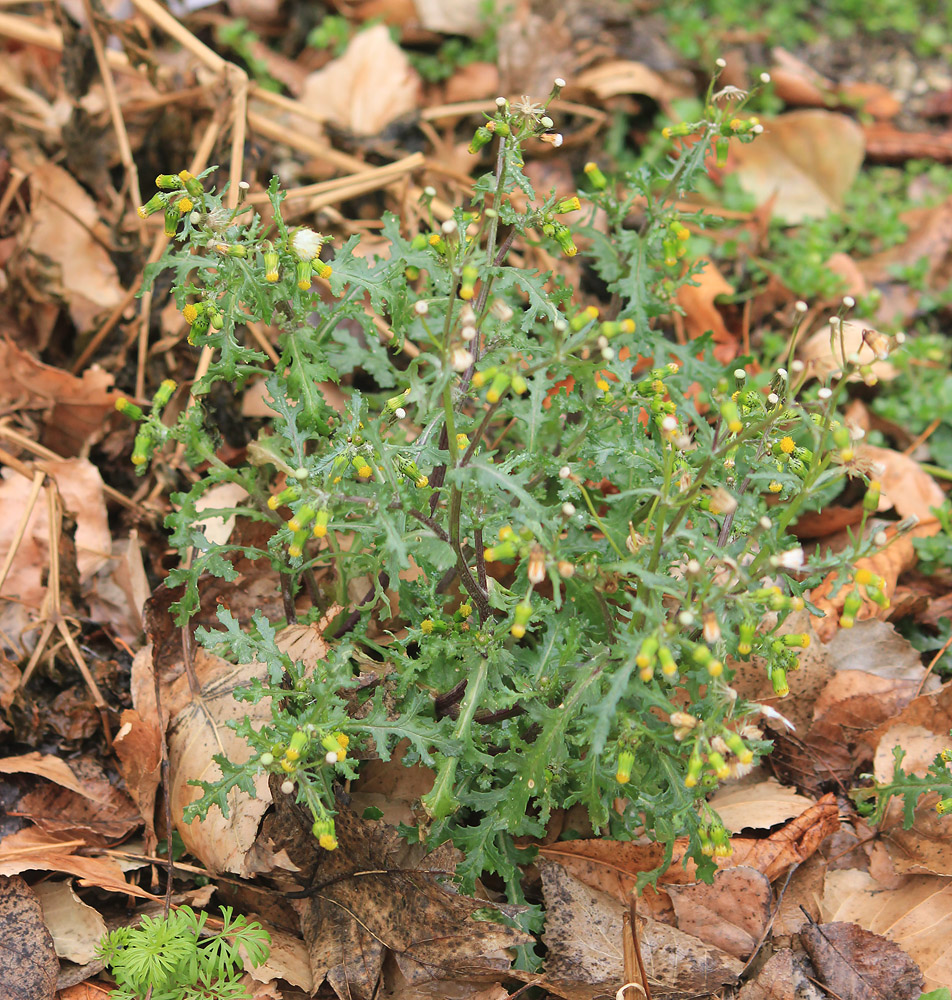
[115,379,177,473]
[662,219,690,268]
[633,363,681,427]
[181,300,226,345]
[839,567,889,627]
[138,170,204,234]
[770,435,813,481]
[483,524,555,583]
[420,603,473,638]
[634,634,681,683]
[698,819,733,858]
[472,365,528,403]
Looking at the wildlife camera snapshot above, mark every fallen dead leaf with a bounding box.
[801,918,923,1000]
[32,879,106,965]
[575,60,687,104]
[728,110,865,223]
[666,866,771,959]
[873,724,952,876]
[737,946,825,1000]
[300,25,422,136]
[168,651,272,877]
[18,157,124,334]
[114,708,163,845]
[707,779,815,833]
[674,256,737,362]
[0,339,120,455]
[798,319,899,384]
[290,807,530,1000]
[540,860,743,998]
[0,875,59,1000]
[821,868,952,990]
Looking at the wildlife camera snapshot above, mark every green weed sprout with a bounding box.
[97,905,270,1000]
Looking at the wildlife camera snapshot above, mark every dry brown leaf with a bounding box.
[169,652,272,877]
[575,60,686,103]
[0,875,59,1000]
[0,339,120,455]
[727,110,865,223]
[32,880,106,965]
[873,724,952,876]
[666,866,771,959]
[737,947,825,1000]
[413,0,497,34]
[863,122,952,162]
[798,319,899,383]
[114,708,163,845]
[17,755,140,845]
[801,918,923,999]
[540,860,744,999]
[292,808,530,1000]
[244,923,313,992]
[19,158,124,333]
[674,256,737,362]
[707,779,815,834]
[821,869,952,990]
[300,25,422,136]
[0,752,104,800]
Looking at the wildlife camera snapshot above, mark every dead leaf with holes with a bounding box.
[727,110,865,223]
[801,918,923,1000]
[0,876,59,1000]
[821,868,952,990]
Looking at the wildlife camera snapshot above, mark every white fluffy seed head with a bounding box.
[554,77,566,88]
[760,72,771,83]
[562,502,576,516]
[843,295,855,308]
[795,300,808,313]
[281,780,295,795]
[496,96,507,107]
[559,465,571,479]
[759,516,772,529]
[873,530,888,546]
[461,325,477,342]
[768,392,779,405]
[716,57,727,68]
[818,387,833,399]
[325,751,338,765]
[734,368,746,379]
[394,407,406,420]
[414,300,429,315]
[791,359,805,373]
[441,219,457,235]
[661,415,678,432]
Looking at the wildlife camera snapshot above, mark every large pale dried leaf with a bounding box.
[193,482,249,547]
[0,340,119,455]
[32,880,106,964]
[821,869,952,990]
[293,808,530,999]
[728,110,865,222]
[300,25,421,135]
[576,60,686,103]
[169,652,272,876]
[737,947,825,1000]
[798,319,899,383]
[540,861,743,998]
[21,158,123,332]
[0,752,111,802]
[873,724,952,875]
[0,876,58,1000]
[825,619,930,682]
[801,919,923,999]
[413,0,497,34]
[859,195,952,287]
[707,779,815,833]
[666,866,771,958]
[245,924,313,992]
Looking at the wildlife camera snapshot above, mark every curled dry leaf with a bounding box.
[798,319,899,383]
[32,879,106,965]
[801,918,923,1000]
[727,110,865,223]
[300,25,422,136]
[809,446,944,639]
[540,860,744,998]
[706,778,815,834]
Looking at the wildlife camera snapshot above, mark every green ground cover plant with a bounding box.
[125,75,904,897]
[97,905,270,1000]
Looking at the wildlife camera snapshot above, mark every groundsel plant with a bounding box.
[126,71,896,893]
